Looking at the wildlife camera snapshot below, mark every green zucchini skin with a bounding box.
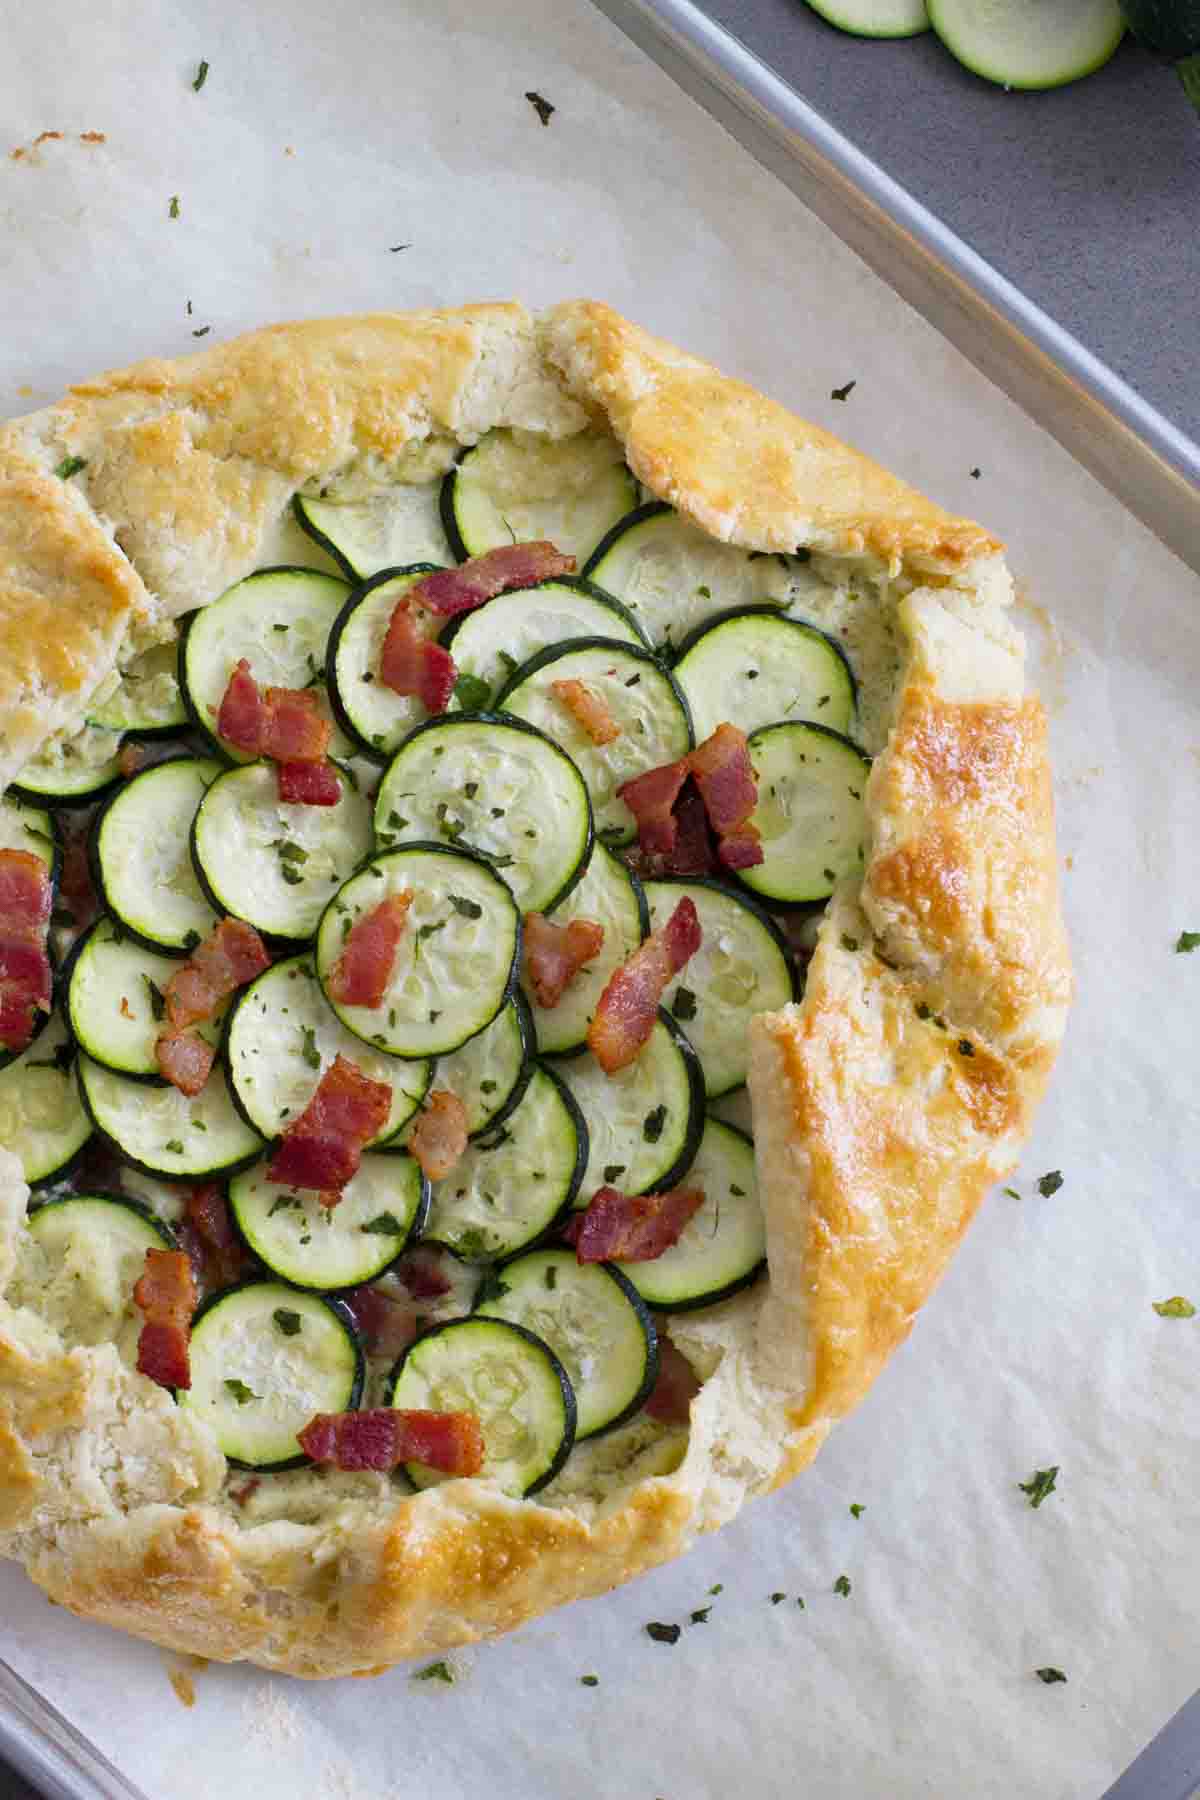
[580,500,673,579]
[1120,0,1199,56]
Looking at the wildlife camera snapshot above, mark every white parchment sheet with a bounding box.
[1,2,1198,1795]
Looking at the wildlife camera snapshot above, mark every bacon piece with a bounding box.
[379,602,457,714]
[340,1283,421,1359]
[523,911,605,1010]
[716,823,764,871]
[688,724,757,833]
[586,895,701,1073]
[408,543,575,619]
[154,1028,215,1097]
[617,757,689,856]
[133,1248,197,1389]
[298,1408,485,1475]
[276,760,341,806]
[0,849,53,1053]
[551,678,620,746]
[58,828,99,934]
[407,1090,469,1181]
[229,1476,261,1507]
[663,781,718,877]
[216,659,331,762]
[163,918,271,1033]
[564,1184,704,1263]
[180,1183,253,1293]
[118,741,147,779]
[327,892,413,1009]
[267,1054,391,1196]
[644,1335,700,1423]
[396,1247,455,1300]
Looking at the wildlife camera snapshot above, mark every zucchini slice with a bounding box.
[326,565,443,762]
[618,1116,766,1312]
[475,1250,656,1440]
[24,1193,177,1355]
[77,1053,264,1180]
[224,953,432,1147]
[644,879,795,1097]
[66,916,224,1081]
[928,0,1124,87]
[672,607,856,745]
[424,1065,585,1261]
[0,795,61,883]
[0,1015,92,1185]
[91,757,222,955]
[179,567,354,762]
[440,430,637,565]
[802,0,929,36]
[86,642,188,737]
[191,760,374,945]
[373,713,593,914]
[554,1010,704,1203]
[741,721,870,906]
[180,1281,364,1471]
[228,1150,428,1290]
[11,725,125,809]
[496,638,693,847]
[442,577,647,712]
[293,485,452,583]
[386,1314,575,1495]
[315,845,520,1059]
[523,843,648,1058]
[432,992,533,1137]
[583,505,794,652]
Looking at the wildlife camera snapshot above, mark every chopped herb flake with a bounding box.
[54,455,87,480]
[1035,1668,1067,1685]
[525,90,555,126]
[849,1503,866,1518]
[690,1607,711,1625]
[144,977,166,1022]
[770,1592,785,1605]
[602,1164,626,1184]
[413,1660,455,1683]
[164,1139,184,1155]
[1018,1467,1059,1508]
[840,934,859,953]
[671,986,697,1021]
[1153,1295,1196,1318]
[192,59,210,91]
[449,893,483,920]
[642,1104,667,1144]
[833,1575,852,1597]
[1176,930,1200,953]
[709,1583,723,1595]
[644,1622,680,1645]
[273,1308,303,1337]
[224,1378,258,1405]
[1003,1187,1021,1200]
[298,1026,322,1071]
[168,194,180,218]
[580,1674,600,1686]
[1036,1170,1064,1198]
[453,672,491,712]
[958,1038,975,1058]
[830,379,856,402]
[970,467,981,479]
[360,1212,406,1236]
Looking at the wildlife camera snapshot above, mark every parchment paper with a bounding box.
[2,2,1198,1795]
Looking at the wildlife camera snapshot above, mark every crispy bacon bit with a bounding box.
[216,659,332,762]
[340,1283,420,1358]
[154,1028,215,1097]
[180,1183,253,1292]
[408,542,576,619]
[396,1247,455,1300]
[551,678,620,746]
[586,896,701,1073]
[276,760,341,806]
[379,601,457,713]
[163,918,271,1033]
[688,724,757,833]
[564,1184,704,1263]
[298,1408,485,1475]
[0,849,53,1053]
[327,892,412,1009]
[58,828,99,934]
[133,1248,197,1389]
[267,1054,391,1197]
[644,1335,701,1423]
[663,781,718,876]
[716,824,763,870]
[118,742,147,779]
[523,911,605,1010]
[408,1090,469,1181]
[617,757,690,855]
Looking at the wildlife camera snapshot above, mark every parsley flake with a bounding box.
[54,455,87,480]
[709,1583,723,1595]
[224,1378,258,1405]
[453,672,491,712]
[299,1025,322,1071]
[849,1503,866,1518]
[644,1621,680,1645]
[580,1674,600,1686]
[770,1592,785,1605]
[830,379,857,402]
[603,1164,626,1184]
[690,1607,711,1625]
[840,934,859,953]
[273,1308,303,1337]
[957,1038,975,1058]
[168,194,180,218]
[144,977,166,1022]
[360,1212,405,1236]
[833,1575,852,1597]
[164,1139,184,1155]
[1036,1170,1064,1198]
[1035,1667,1067,1685]
[192,59,210,92]
[449,893,483,920]
[1153,1295,1196,1318]
[1175,930,1200,953]
[1003,1186,1021,1199]
[525,90,555,126]
[1018,1467,1058,1508]
[642,1104,667,1144]
[413,1660,455,1684]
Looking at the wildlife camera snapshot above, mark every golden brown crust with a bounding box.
[0,302,1067,1676]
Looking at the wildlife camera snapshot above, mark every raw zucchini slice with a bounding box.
[0,1016,92,1185]
[386,1314,575,1495]
[77,1053,264,1179]
[523,843,648,1058]
[86,642,188,736]
[554,1011,704,1203]
[11,725,125,809]
[672,607,856,745]
[803,0,929,37]
[315,845,520,1059]
[618,1116,766,1311]
[928,0,1124,87]
[740,721,870,906]
[424,1066,585,1261]
[475,1250,656,1440]
[191,760,374,944]
[293,485,452,582]
[442,577,647,712]
[496,638,693,848]
[179,567,354,762]
[441,430,637,565]
[24,1193,176,1356]
[583,504,794,652]
[180,1281,364,1471]
[228,1150,428,1290]
[326,565,443,762]
[644,879,795,1097]
[0,795,60,880]
[91,757,222,954]
[432,993,533,1137]
[373,714,592,914]
[224,954,431,1147]
[66,916,224,1081]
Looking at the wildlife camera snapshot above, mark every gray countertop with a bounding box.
[695,0,1200,443]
